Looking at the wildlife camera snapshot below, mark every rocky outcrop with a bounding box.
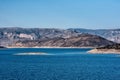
[0,46,5,48]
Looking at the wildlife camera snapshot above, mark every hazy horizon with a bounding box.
[0,27,120,30]
[0,0,120,29]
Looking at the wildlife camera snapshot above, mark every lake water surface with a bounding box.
[0,48,120,80]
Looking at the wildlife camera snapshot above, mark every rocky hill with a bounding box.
[10,34,114,48]
[69,28,120,43]
[0,27,119,47]
[0,27,79,46]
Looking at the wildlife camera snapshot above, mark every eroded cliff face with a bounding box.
[10,34,114,48]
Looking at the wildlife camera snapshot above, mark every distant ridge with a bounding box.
[68,28,120,43]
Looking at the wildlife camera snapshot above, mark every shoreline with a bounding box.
[6,46,94,49]
[88,49,120,54]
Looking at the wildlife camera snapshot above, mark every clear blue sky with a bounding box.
[0,0,120,29]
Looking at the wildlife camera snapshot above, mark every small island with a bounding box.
[88,44,120,54]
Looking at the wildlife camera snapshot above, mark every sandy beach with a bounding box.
[14,52,48,55]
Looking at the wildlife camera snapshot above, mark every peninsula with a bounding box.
[88,44,120,54]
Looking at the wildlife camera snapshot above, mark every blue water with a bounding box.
[0,48,120,80]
